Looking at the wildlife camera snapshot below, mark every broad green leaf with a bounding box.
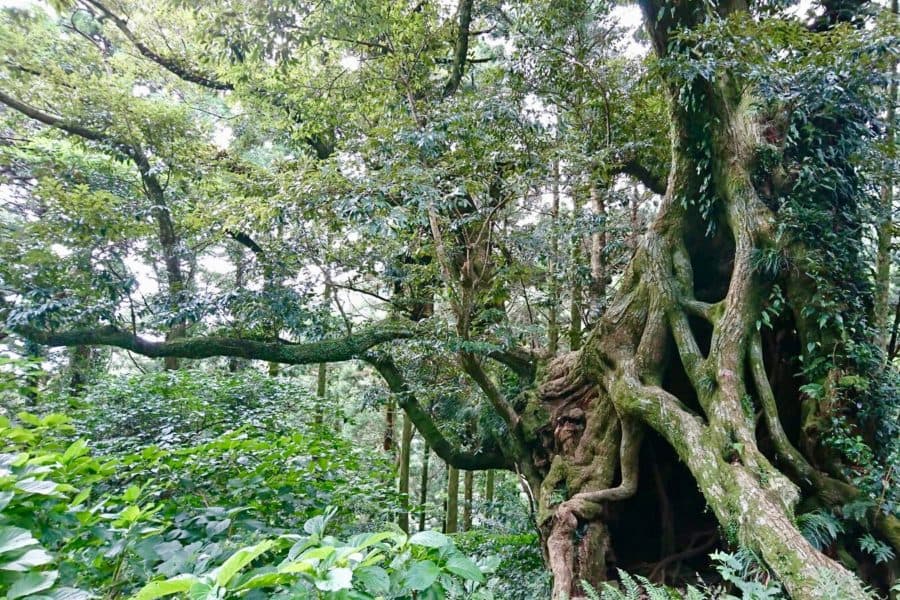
[444,555,484,583]
[61,440,88,464]
[15,480,59,497]
[354,565,390,595]
[213,540,274,586]
[234,571,292,590]
[0,548,54,571]
[0,527,38,556]
[405,560,440,591]
[122,485,141,503]
[130,575,197,600]
[187,581,217,600]
[7,569,58,599]
[408,530,450,549]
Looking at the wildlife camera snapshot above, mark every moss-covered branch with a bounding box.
[13,323,414,365]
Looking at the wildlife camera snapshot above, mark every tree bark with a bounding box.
[419,443,430,531]
[315,362,327,425]
[384,398,395,454]
[548,160,562,356]
[569,192,584,351]
[463,470,473,531]
[589,177,607,318]
[398,414,414,532]
[445,464,459,534]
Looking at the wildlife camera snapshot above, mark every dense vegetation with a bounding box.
[0,0,898,598]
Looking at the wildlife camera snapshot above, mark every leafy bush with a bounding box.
[453,530,549,599]
[1,412,492,599]
[133,510,494,599]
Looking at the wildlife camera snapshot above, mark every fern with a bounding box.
[635,574,675,600]
[859,533,895,564]
[580,579,602,600]
[797,509,843,550]
[617,570,642,599]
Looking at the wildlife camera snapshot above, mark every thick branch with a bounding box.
[442,0,474,98]
[82,0,233,91]
[459,352,521,429]
[484,346,536,383]
[13,322,414,364]
[616,158,667,195]
[365,353,511,470]
[0,90,133,158]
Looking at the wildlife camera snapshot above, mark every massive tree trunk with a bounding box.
[516,3,889,598]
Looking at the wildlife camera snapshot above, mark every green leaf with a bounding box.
[234,571,292,590]
[130,575,197,600]
[0,492,13,511]
[408,530,450,549]
[315,567,353,592]
[0,548,54,571]
[122,485,141,503]
[405,560,440,591]
[7,569,58,599]
[213,540,274,586]
[444,555,484,583]
[0,527,38,556]
[14,479,60,496]
[187,581,217,600]
[354,565,390,595]
[61,440,88,464]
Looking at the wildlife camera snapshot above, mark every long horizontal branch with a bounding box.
[0,89,134,158]
[13,322,414,364]
[365,353,512,470]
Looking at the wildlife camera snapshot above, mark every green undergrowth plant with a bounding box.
[453,531,549,599]
[132,509,495,599]
[1,411,492,599]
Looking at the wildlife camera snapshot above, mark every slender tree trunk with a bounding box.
[589,177,607,318]
[383,399,395,453]
[484,470,494,516]
[874,0,897,351]
[419,443,430,531]
[144,180,186,371]
[569,192,583,351]
[462,470,473,531]
[228,248,246,373]
[548,160,562,356]
[67,345,93,395]
[445,464,459,534]
[398,414,414,532]
[314,362,327,425]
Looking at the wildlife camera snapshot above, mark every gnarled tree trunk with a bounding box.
[517,3,885,598]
